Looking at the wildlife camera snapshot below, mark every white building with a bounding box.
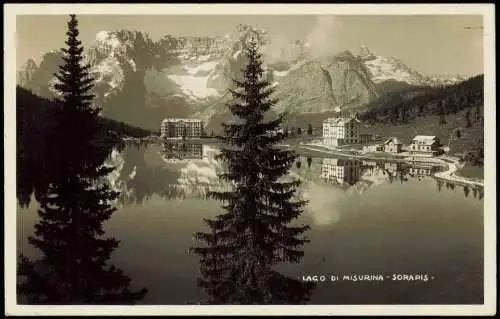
[363,144,383,153]
[383,137,403,154]
[322,116,361,147]
[161,118,204,139]
[409,135,442,157]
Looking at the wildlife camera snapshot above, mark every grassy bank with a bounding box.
[361,110,483,157]
[455,165,484,180]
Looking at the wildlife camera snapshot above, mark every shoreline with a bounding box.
[295,143,484,189]
[119,138,484,189]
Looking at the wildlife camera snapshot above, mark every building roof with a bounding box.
[323,117,361,126]
[412,135,438,145]
[162,118,203,123]
[413,135,437,141]
[383,137,402,145]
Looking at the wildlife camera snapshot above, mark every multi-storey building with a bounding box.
[161,118,204,139]
[322,116,361,147]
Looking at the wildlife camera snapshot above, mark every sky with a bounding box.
[16,15,484,77]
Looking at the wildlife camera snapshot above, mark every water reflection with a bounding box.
[17,139,147,304]
[100,145,484,208]
[17,142,484,305]
[162,140,204,162]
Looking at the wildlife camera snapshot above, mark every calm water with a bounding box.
[17,142,484,304]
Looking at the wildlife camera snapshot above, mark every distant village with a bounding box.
[320,114,445,158]
[157,115,445,159]
[154,116,484,192]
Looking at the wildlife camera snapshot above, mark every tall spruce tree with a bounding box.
[17,14,147,304]
[465,110,472,128]
[307,123,313,135]
[190,37,313,304]
[438,100,446,125]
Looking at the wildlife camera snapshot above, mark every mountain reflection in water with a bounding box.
[17,142,484,305]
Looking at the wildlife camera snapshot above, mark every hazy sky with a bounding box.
[16,15,483,76]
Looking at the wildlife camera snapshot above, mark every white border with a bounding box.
[4,3,496,316]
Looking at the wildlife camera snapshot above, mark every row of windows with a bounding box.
[412,145,433,151]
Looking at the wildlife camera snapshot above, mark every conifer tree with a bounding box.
[465,110,472,128]
[190,37,313,304]
[438,100,446,125]
[475,104,482,121]
[18,14,147,304]
[307,123,313,135]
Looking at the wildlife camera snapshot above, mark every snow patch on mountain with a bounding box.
[96,31,122,49]
[358,45,466,87]
[167,59,220,100]
[364,57,415,84]
[362,55,429,86]
[167,73,220,100]
[92,56,126,96]
[184,61,218,75]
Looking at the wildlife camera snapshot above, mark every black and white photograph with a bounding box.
[4,3,496,316]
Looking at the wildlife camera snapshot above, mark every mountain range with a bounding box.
[17,24,469,132]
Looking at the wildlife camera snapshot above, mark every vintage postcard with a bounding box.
[4,3,496,316]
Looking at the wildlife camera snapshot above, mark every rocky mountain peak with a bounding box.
[17,59,38,86]
[358,44,376,60]
[18,25,471,132]
[23,58,37,70]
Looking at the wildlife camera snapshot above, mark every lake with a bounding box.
[17,141,484,305]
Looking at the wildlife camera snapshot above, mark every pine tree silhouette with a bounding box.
[465,110,472,128]
[438,101,446,125]
[190,37,314,304]
[307,124,313,135]
[17,15,147,305]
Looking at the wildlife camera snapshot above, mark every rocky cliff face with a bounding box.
[17,59,37,87]
[274,50,379,114]
[18,26,468,131]
[18,51,63,98]
[357,45,468,88]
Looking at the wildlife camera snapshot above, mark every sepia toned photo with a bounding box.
[4,3,496,316]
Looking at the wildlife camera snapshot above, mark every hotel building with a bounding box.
[322,116,361,147]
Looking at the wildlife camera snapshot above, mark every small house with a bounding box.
[363,144,383,152]
[383,137,403,154]
[409,135,442,157]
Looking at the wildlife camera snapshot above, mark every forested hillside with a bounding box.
[358,75,484,168]
[359,75,484,125]
[16,86,155,206]
[17,86,156,138]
